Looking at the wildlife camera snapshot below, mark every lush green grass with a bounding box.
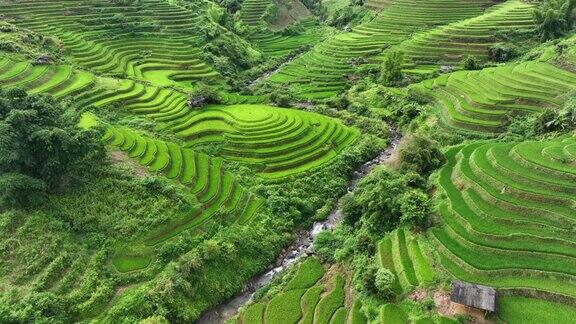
[378,229,434,293]
[238,259,367,324]
[242,302,265,324]
[409,238,434,284]
[415,61,576,132]
[349,300,368,324]
[284,257,325,290]
[498,297,576,323]
[103,126,263,271]
[314,275,345,324]
[111,253,151,273]
[268,0,493,98]
[264,289,306,324]
[390,0,535,67]
[300,286,324,324]
[0,0,217,89]
[413,317,435,324]
[377,235,404,294]
[0,162,197,319]
[329,307,347,324]
[380,303,408,324]
[78,112,99,130]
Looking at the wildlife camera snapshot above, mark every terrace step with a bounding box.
[433,137,576,302]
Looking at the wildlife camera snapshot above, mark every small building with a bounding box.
[34,53,51,65]
[450,280,497,315]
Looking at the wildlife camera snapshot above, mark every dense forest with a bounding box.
[0,0,575,323]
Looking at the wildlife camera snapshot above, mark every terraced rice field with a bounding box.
[157,104,360,179]
[249,18,324,57]
[0,0,217,89]
[432,135,576,305]
[103,126,263,271]
[391,0,535,67]
[0,56,95,98]
[0,54,357,179]
[269,0,493,98]
[377,228,435,294]
[238,257,367,324]
[241,0,272,26]
[415,61,576,132]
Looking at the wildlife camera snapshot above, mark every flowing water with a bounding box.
[246,52,304,89]
[196,133,402,323]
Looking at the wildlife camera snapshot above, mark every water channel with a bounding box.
[196,132,402,323]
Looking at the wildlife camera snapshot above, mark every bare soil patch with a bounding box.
[109,150,148,178]
[434,290,496,323]
[409,288,428,302]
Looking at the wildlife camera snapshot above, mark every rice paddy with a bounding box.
[432,135,576,304]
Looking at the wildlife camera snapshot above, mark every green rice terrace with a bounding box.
[433,135,576,300]
[0,0,575,322]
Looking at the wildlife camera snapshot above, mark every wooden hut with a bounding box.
[450,281,497,315]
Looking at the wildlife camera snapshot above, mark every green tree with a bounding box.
[398,135,445,177]
[534,0,576,40]
[461,55,480,70]
[375,268,396,298]
[379,51,404,86]
[341,193,362,226]
[398,189,431,228]
[0,89,103,205]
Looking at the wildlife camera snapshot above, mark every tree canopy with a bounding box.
[534,0,576,40]
[0,88,103,205]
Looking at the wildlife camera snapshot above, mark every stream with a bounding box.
[196,132,402,324]
[246,52,304,89]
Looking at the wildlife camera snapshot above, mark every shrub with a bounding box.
[313,231,339,262]
[0,40,19,52]
[262,4,279,23]
[353,263,376,295]
[326,5,366,28]
[380,51,404,86]
[398,189,431,228]
[505,94,576,138]
[282,22,305,36]
[398,135,445,177]
[489,43,518,62]
[269,91,295,107]
[461,55,480,70]
[341,193,362,226]
[187,83,221,107]
[218,0,242,13]
[0,89,104,206]
[375,268,396,298]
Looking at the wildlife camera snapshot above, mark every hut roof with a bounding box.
[450,281,497,312]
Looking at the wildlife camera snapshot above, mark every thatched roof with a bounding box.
[450,281,497,312]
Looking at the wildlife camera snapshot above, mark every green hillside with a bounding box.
[1,0,575,322]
